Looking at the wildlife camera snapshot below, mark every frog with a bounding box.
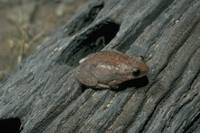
[75,50,149,89]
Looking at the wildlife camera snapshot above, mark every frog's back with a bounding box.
[77,51,135,83]
[83,51,135,66]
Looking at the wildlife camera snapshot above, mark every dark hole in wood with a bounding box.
[0,117,22,133]
[59,21,120,67]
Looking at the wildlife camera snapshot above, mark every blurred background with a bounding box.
[0,0,88,80]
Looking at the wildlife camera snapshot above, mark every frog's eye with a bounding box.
[138,56,144,61]
[132,68,140,76]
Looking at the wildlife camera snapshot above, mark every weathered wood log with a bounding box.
[0,0,200,132]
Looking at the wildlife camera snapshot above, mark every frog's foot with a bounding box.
[97,83,110,89]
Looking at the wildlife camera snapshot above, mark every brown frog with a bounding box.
[75,50,149,89]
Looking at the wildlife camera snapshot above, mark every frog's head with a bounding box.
[131,56,149,79]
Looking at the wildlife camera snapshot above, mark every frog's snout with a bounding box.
[132,63,149,79]
[139,63,149,77]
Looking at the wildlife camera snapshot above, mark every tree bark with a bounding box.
[0,0,200,133]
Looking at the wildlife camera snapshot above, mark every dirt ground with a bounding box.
[0,0,88,80]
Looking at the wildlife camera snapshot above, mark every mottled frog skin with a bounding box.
[75,51,149,89]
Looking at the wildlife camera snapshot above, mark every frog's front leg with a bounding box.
[96,83,110,89]
[108,80,120,89]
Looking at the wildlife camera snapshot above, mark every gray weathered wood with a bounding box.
[0,0,200,132]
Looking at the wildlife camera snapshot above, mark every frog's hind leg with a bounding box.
[82,75,98,87]
[76,69,98,87]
